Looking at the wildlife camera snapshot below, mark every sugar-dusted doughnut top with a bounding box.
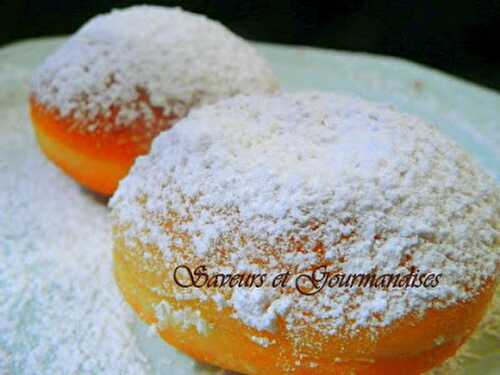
[111,93,499,335]
[31,6,278,130]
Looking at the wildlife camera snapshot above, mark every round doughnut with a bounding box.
[30,5,278,195]
[110,93,499,374]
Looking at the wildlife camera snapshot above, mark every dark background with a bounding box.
[1,0,499,91]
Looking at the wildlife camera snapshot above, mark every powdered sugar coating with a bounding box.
[31,5,278,130]
[110,92,499,336]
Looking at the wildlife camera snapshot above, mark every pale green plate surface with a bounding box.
[0,37,498,374]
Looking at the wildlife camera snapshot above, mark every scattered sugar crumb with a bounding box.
[249,336,273,348]
[433,336,446,346]
[230,288,292,332]
[154,301,211,336]
[212,292,228,311]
